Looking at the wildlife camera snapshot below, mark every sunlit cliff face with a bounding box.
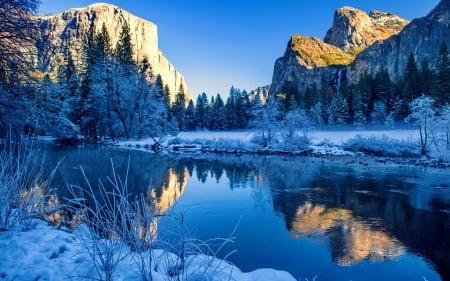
[290,202,404,266]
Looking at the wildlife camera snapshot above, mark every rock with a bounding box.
[248,85,270,104]
[35,3,190,103]
[270,35,346,96]
[324,6,409,51]
[347,0,450,83]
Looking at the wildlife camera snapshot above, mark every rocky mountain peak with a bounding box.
[324,6,409,51]
[287,35,354,69]
[36,2,190,102]
[349,0,450,83]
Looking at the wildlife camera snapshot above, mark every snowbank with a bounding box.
[0,220,297,281]
[115,129,419,156]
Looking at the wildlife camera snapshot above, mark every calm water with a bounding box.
[41,143,450,281]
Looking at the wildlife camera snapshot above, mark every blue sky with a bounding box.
[39,1,440,98]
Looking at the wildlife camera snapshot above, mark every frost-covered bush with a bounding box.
[342,135,418,157]
[250,133,279,149]
[67,163,133,281]
[276,135,310,151]
[0,135,59,232]
[207,138,254,151]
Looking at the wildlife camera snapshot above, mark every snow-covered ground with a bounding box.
[307,129,418,145]
[118,129,419,146]
[116,129,421,157]
[0,220,297,281]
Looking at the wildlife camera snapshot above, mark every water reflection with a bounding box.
[289,202,404,266]
[40,145,189,233]
[149,168,189,213]
[40,145,449,281]
[167,154,449,280]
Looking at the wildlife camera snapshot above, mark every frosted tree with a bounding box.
[309,102,324,128]
[405,95,436,154]
[35,75,78,139]
[56,50,80,126]
[282,109,312,139]
[329,95,349,126]
[78,24,97,138]
[438,105,450,150]
[110,21,137,139]
[351,90,367,128]
[249,97,281,147]
[0,0,39,83]
[134,58,155,140]
[0,0,40,135]
[153,75,170,127]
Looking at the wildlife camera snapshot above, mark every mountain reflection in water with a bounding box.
[289,203,404,266]
[41,145,449,281]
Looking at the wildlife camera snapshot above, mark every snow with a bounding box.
[307,129,418,145]
[0,220,297,281]
[114,129,420,157]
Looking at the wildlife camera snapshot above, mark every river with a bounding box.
[40,143,450,281]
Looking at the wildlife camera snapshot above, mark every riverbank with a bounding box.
[112,129,450,169]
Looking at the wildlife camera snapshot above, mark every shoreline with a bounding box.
[110,141,450,169]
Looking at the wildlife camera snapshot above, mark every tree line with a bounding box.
[156,42,450,135]
[1,0,449,142]
[272,42,450,128]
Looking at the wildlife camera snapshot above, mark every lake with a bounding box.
[41,143,450,281]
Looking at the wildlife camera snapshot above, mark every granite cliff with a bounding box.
[35,3,190,102]
[269,1,449,97]
[324,6,409,51]
[349,0,450,82]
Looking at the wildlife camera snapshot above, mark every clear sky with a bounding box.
[39,0,440,98]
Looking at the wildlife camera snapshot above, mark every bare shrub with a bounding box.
[0,135,59,231]
[127,194,159,281]
[66,160,134,281]
[155,215,237,281]
[67,159,237,281]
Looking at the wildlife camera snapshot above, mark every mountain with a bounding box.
[348,0,450,82]
[35,3,190,102]
[270,35,353,96]
[269,1,450,97]
[324,6,409,51]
